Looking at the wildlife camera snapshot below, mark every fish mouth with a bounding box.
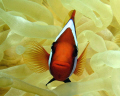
[53,61,70,68]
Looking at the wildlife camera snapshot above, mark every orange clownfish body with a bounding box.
[23,10,89,85]
[49,10,78,82]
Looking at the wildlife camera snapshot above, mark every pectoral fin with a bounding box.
[23,41,49,73]
[74,43,89,76]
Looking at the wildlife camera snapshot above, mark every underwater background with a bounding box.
[0,0,120,96]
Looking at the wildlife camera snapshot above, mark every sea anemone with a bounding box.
[0,0,120,96]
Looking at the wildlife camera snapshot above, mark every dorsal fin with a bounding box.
[74,43,89,76]
[54,10,77,46]
[70,10,76,20]
[22,41,49,73]
[63,10,76,27]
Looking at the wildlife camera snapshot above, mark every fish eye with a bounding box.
[73,45,78,57]
[51,42,56,49]
[51,42,56,53]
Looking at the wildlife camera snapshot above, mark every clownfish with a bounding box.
[23,10,88,85]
